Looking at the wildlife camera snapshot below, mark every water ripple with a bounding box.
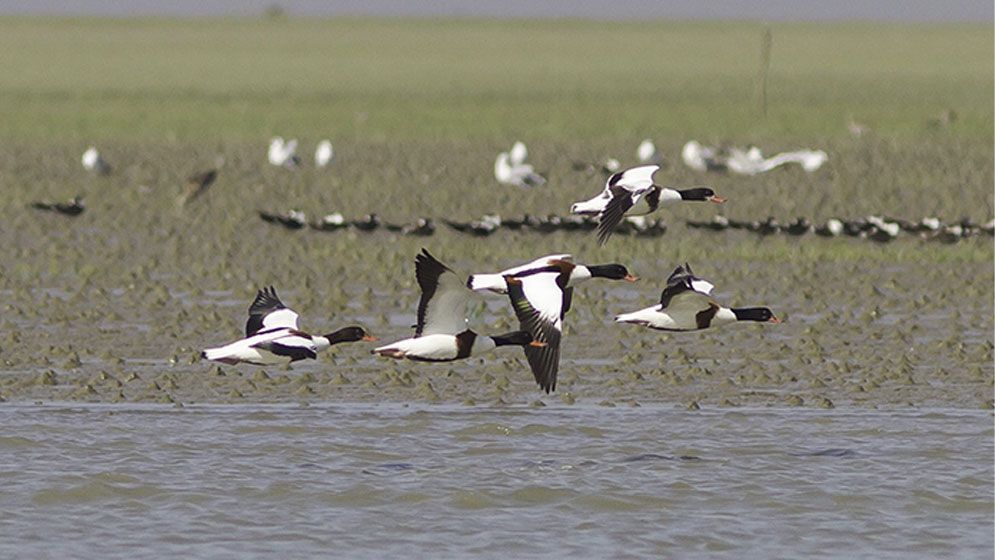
[0,404,989,559]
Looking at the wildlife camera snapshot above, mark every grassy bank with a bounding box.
[1,17,991,142]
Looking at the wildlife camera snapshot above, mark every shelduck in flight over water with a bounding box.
[614,263,780,331]
[570,164,726,245]
[373,249,545,363]
[501,263,576,393]
[467,254,637,319]
[202,286,375,366]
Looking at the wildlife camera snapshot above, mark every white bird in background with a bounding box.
[637,139,663,164]
[683,140,827,176]
[509,141,528,167]
[725,147,828,176]
[495,141,546,188]
[268,137,300,168]
[764,149,828,173]
[81,147,111,176]
[314,140,334,168]
[681,140,725,172]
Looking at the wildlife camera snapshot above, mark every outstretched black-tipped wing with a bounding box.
[506,275,563,393]
[414,248,470,336]
[659,263,716,309]
[596,165,661,244]
[596,185,635,245]
[246,286,299,336]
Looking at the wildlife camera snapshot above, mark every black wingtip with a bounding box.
[249,285,286,314]
[596,224,613,246]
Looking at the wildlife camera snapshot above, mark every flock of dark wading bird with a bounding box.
[27,140,993,394]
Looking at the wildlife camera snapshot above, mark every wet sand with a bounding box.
[1,196,991,408]
[1,136,992,409]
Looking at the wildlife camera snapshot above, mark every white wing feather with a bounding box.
[614,164,659,191]
[421,269,471,336]
[519,272,564,332]
[509,141,528,166]
[690,278,715,295]
[500,254,572,276]
[261,308,300,331]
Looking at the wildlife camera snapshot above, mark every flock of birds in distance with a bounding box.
[26,137,993,393]
[36,138,992,245]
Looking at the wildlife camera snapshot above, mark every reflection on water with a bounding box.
[0,404,991,558]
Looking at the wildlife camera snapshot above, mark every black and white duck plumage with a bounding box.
[569,165,726,245]
[373,249,541,362]
[202,286,374,365]
[614,264,779,331]
[467,254,636,300]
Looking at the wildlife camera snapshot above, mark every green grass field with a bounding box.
[2,17,992,142]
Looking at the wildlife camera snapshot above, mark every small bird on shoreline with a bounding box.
[179,156,224,206]
[259,209,307,230]
[31,196,85,217]
[82,147,111,176]
[495,141,546,187]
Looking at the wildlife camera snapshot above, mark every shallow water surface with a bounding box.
[0,403,990,558]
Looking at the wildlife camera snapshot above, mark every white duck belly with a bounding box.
[203,328,315,365]
[203,339,289,365]
[373,334,461,361]
[615,305,737,331]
